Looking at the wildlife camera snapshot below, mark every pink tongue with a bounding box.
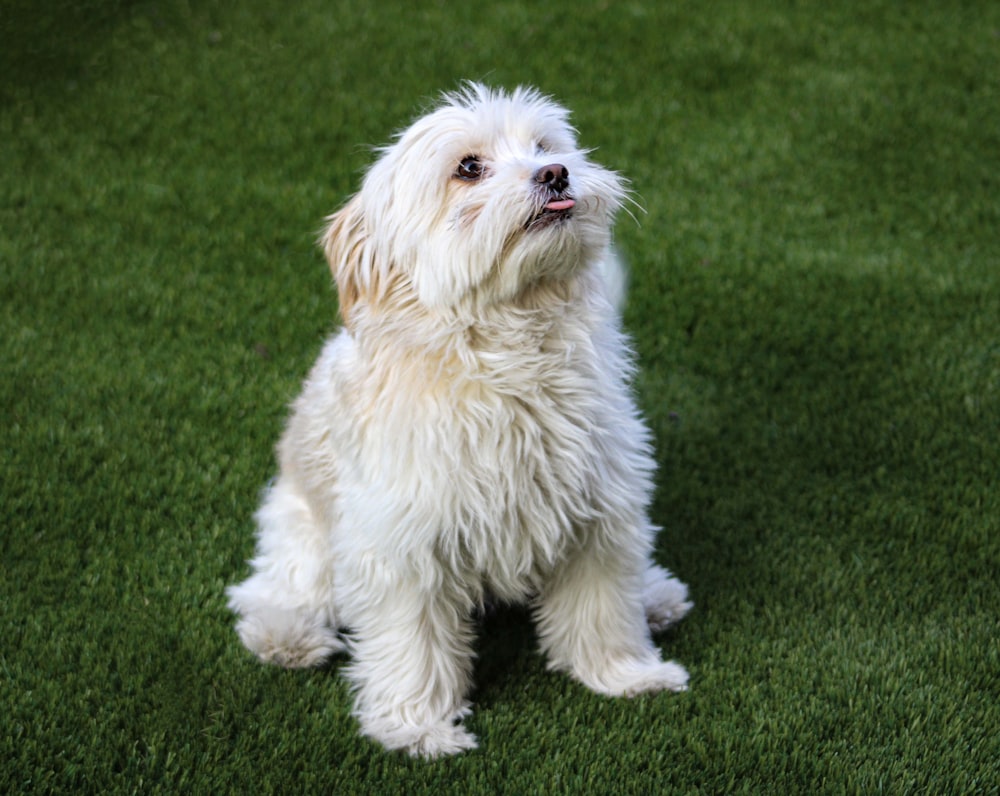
[545,198,575,211]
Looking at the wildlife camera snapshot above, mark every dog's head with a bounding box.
[322,83,626,323]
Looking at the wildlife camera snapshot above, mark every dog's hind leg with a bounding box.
[226,477,344,668]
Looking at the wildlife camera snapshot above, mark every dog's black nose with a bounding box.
[535,163,569,194]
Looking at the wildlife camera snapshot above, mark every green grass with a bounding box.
[3,1,998,792]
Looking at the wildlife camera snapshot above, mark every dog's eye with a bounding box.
[455,156,484,181]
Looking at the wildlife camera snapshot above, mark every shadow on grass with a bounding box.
[644,263,921,606]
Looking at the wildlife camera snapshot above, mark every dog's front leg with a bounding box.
[534,538,689,697]
[341,562,478,757]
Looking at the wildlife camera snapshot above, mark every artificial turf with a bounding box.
[2,1,998,792]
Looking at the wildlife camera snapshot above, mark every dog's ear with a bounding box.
[320,194,369,328]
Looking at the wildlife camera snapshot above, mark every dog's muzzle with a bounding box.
[527,162,576,229]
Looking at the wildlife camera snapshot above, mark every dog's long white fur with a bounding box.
[226,83,691,757]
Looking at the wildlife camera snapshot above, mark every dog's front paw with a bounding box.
[362,717,478,758]
[576,656,690,697]
[619,659,690,696]
[231,605,344,669]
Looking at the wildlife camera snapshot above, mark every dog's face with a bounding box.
[323,84,626,321]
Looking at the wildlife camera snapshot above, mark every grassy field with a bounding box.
[3,1,998,792]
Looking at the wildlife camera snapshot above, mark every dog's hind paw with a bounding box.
[643,565,693,634]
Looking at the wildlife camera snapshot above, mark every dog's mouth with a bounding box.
[525,197,575,230]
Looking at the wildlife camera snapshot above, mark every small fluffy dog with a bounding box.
[227,83,691,757]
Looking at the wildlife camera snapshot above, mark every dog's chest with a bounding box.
[444,363,609,584]
[358,327,619,580]
[414,348,605,503]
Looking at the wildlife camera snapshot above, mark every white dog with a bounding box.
[227,83,692,757]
